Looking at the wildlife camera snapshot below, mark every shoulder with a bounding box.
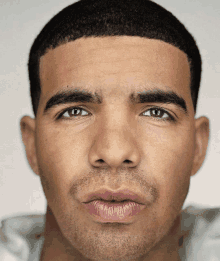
[181,206,220,261]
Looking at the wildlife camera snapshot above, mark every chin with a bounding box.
[62,221,162,261]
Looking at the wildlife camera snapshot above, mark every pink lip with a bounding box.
[83,200,146,222]
[82,189,148,223]
[82,189,147,205]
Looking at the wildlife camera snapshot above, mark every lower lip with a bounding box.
[83,200,146,222]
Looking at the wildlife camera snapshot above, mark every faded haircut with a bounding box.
[28,0,201,116]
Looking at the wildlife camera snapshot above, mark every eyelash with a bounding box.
[56,106,175,122]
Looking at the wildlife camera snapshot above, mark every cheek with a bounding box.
[142,125,195,212]
[35,126,89,203]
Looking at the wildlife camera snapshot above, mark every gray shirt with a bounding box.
[0,206,220,261]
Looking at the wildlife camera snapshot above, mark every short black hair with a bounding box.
[28,0,201,116]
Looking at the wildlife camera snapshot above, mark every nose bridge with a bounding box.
[100,123,132,152]
[89,109,141,169]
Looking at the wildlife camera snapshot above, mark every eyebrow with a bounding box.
[130,89,188,114]
[44,88,188,114]
[44,89,102,114]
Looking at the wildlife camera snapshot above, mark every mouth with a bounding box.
[82,189,147,205]
[82,189,148,223]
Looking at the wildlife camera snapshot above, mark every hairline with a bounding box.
[37,35,194,114]
[29,0,201,116]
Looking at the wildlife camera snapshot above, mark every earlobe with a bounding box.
[20,116,39,176]
[191,116,210,176]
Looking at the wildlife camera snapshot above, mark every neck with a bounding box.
[40,206,184,261]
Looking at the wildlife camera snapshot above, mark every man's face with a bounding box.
[35,36,195,260]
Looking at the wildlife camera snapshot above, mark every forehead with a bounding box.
[39,36,191,104]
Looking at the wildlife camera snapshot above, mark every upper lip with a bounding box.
[82,189,147,205]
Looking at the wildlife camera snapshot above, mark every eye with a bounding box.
[142,108,174,121]
[57,107,89,119]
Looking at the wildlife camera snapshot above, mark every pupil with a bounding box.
[73,108,79,115]
[155,110,159,115]
[152,109,162,117]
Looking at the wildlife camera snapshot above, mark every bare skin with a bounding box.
[20,36,209,261]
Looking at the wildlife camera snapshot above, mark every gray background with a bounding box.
[0,0,219,222]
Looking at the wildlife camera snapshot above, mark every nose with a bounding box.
[88,123,141,170]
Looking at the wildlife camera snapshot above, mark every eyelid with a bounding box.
[56,106,90,119]
[140,106,176,121]
[55,105,176,121]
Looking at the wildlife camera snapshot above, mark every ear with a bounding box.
[191,116,210,176]
[20,116,39,176]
